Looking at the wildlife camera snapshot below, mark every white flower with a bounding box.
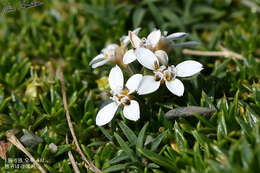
[89,44,119,68]
[161,31,200,48]
[120,27,141,47]
[135,48,203,96]
[162,31,188,42]
[96,65,143,126]
[123,29,161,64]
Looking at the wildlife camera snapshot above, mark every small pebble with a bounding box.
[165,106,215,120]
[20,132,43,148]
[49,143,58,153]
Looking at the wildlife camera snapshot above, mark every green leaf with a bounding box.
[194,143,205,171]
[114,132,138,162]
[246,106,259,128]
[194,113,216,129]
[240,138,253,169]
[39,94,50,114]
[174,122,187,151]
[151,130,168,151]
[136,122,149,150]
[0,96,11,112]
[107,151,129,165]
[55,144,71,157]
[137,148,177,172]
[236,116,252,137]
[148,2,164,26]
[192,130,211,146]
[133,8,146,28]
[217,112,228,140]
[104,163,130,173]
[99,126,113,141]
[118,121,137,146]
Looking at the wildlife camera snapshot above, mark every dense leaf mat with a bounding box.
[0,0,260,172]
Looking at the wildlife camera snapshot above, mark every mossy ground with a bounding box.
[0,0,260,172]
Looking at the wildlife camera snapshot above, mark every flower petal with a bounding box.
[123,100,140,121]
[176,60,203,77]
[129,31,142,49]
[89,54,105,66]
[137,75,160,95]
[133,27,141,35]
[96,102,118,126]
[166,32,187,41]
[102,44,119,53]
[155,50,168,66]
[126,74,143,94]
[120,36,129,46]
[135,48,158,70]
[91,58,111,68]
[123,49,137,64]
[109,65,124,91]
[121,28,142,47]
[147,29,161,47]
[165,78,184,96]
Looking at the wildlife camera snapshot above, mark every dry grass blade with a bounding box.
[59,68,102,173]
[241,0,260,13]
[6,130,47,173]
[182,48,244,60]
[66,134,80,173]
[0,141,11,160]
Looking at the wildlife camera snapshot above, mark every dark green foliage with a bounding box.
[0,0,260,172]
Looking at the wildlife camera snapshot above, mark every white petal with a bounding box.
[166,32,187,41]
[121,28,142,47]
[135,48,158,70]
[123,49,137,64]
[165,78,184,96]
[109,65,124,91]
[133,27,141,35]
[176,60,203,77]
[102,44,119,52]
[89,54,105,66]
[129,31,142,49]
[121,36,130,46]
[123,100,140,121]
[147,29,161,47]
[155,50,168,66]
[126,74,143,94]
[96,102,118,126]
[91,58,111,68]
[137,75,160,95]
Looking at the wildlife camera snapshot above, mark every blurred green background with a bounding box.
[0,0,260,172]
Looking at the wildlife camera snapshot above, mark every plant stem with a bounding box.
[6,130,47,173]
[59,68,102,173]
[66,134,81,173]
[182,48,244,60]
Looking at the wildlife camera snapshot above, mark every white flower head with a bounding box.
[135,48,203,96]
[120,27,141,47]
[96,65,143,126]
[123,29,161,64]
[162,32,188,42]
[89,44,119,68]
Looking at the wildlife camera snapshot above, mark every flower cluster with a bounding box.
[91,28,203,126]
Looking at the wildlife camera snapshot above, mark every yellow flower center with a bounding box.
[104,54,109,58]
[120,89,129,95]
[154,61,159,70]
